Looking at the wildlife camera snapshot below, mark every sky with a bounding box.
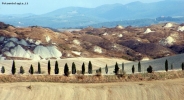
[0,0,163,15]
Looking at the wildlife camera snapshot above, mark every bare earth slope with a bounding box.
[0,78,184,100]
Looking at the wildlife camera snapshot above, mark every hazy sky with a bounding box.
[0,0,163,15]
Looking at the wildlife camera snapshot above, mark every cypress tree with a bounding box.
[132,65,135,74]
[122,62,124,72]
[1,66,5,73]
[29,64,34,74]
[114,62,119,75]
[182,62,184,70]
[20,66,24,74]
[99,67,101,73]
[88,61,92,74]
[11,60,16,75]
[55,61,59,74]
[138,61,141,72]
[105,64,108,74]
[72,62,76,74]
[38,62,41,74]
[165,59,168,72]
[171,63,173,70]
[48,60,51,75]
[64,63,69,76]
[82,62,85,75]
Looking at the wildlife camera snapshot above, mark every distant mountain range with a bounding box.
[0,0,184,28]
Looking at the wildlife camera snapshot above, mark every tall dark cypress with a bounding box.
[114,62,119,75]
[48,60,51,75]
[138,61,141,72]
[38,62,41,74]
[55,61,59,74]
[105,64,108,74]
[132,65,135,74]
[12,60,16,75]
[88,61,92,74]
[122,62,124,72]
[30,64,34,75]
[82,62,85,75]
[64,63,69,76]
[182,62,184,70]
[72,62,76,74]
[165,59,168,72]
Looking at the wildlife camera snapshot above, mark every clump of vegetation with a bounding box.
[96,67,102,76]
[1,66,5,73]
[11,60,16,75]
[147,65,153,73]
[20,66,24,74]
[54,61,59,74]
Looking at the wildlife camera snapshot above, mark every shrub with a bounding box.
[54,61,59,74]
[38,62,41,74]
[138,61,141,72]
[105,64,108,74]
[72,62,76,74]
[20,66,24,74]
[11,60,16,75]
[165,59,168,72]
[88,61,92,74]
[1,66,5,73]
[147,65,153,73]
[96,67,102,76]
[132,65,135,74]
[64,63,69,76]
[48,60,51,75]
[114,62,119,75]
[82,62,85,75]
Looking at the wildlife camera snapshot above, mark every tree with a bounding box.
[64,63,69,76]
[88,61,92,74]
[1,66,5,73]
[105,64,108,74]
[38,62,41,74]
[54,61,59,74]
[82,62,85,75]
[171,63,173,70]
[182,62,184,70]
[29,64,34,74]
[72,62,76,74]
[114,62,119,75]
[147,65,153,73]
[122,62,124,72]
[11,60,16,75]
[138,61,141,72]
[132,65,135,74]
[165,59,168,72]
[99,67,101,73]
[48,60,51,75]
[20,66,24,74]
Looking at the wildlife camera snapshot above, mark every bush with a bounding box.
[96,68,102,76]
[20,66,24,74]
[11,60,16,75]
[1,66,5,73]
[147,65,153,73]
